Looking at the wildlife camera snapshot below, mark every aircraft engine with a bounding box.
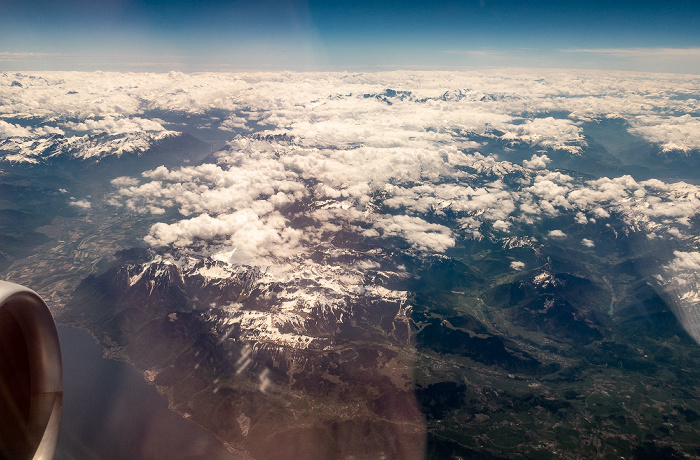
[0,281,62,460]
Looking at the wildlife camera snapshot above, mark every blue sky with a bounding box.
[1,0,700,73]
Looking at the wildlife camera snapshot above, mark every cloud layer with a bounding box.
[3,68,700,156]
[6,69,700,347]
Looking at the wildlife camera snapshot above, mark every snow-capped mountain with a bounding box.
[0,130,180,164]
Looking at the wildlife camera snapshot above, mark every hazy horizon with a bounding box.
[2,0,700,74]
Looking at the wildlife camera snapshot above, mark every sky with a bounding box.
[1,0,700,73]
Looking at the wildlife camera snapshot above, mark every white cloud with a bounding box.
[581,238,595,248]
[501,118,585,154]
[69,199,91,209]
[510,261,525,270]
[492,220,511,232]
[220,115,252,132]
[372,215,454,253]
[0,120,32,137]
[667,227,683,238]
[666,251,700,271]
[548,230,566,238]
[656,251,700,345]
[62,115,166,135]
[522,153,551,169]
[145,210,303,264]
[592,207,610,218]
[629,115,700,152]
[117,156,306,217]
[111,176,140,187]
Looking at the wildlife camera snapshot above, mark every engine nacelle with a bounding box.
[0,281,62,460]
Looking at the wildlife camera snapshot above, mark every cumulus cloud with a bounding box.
[501,118,585,154]
[628,115,700,152]
[111,176,140,187]
[372,215,454,253]
[664,251,700,272]
[581,238,595,247]
[548,230,567,238]
[0,120,64,138]
[62,115,166,135]
[492,220,511,232]
[522,153,551,169]
[0,120,31,137]
[145,210,303,264]
[655,251,700,345]
[510,261,525,270]
[220,115,252,132]
[69,199,91,209]
[575,212,588,225]
[116,156,306,217]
